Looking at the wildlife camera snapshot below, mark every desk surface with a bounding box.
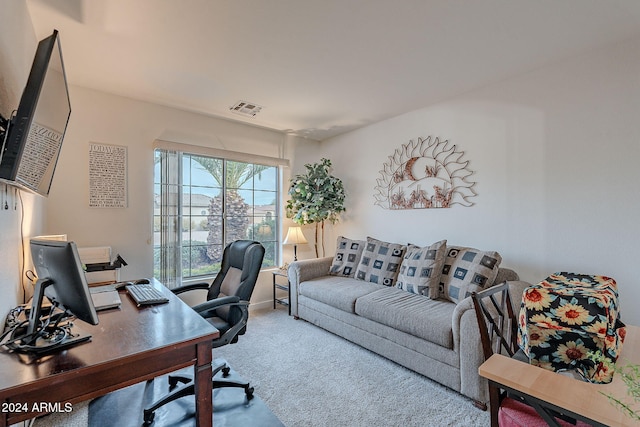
[480,324,640,427]
[0,280,219,426]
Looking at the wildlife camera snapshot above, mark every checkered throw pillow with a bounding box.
[440,246,502,303]
[396,240,447,298]
[329,236,365,278]
[355,237,406,286]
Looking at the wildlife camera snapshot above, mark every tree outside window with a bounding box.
[154,150,278,283]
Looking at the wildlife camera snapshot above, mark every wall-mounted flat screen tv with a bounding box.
[0,29,71,197]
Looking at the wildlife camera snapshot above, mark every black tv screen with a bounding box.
[0,30,71,197]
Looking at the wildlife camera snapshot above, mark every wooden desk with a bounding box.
[479,325,640,427]
[0,280,219,427]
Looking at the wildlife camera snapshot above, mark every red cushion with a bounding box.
[498,397,591,427]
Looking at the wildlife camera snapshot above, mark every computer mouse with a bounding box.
[134,278,150,285]
[114,281,134,290]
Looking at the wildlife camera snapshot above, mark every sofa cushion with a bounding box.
[396,240,447,299]
[329,236,365,278]
[354,287,455,348]
[299,276,386,314]
[440,246,502,303]
[355,237,406,287]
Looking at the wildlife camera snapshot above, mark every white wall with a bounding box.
[0,1,47,316]
[321,36,640,326]
[6,5,636,324]
[43,86,311,308]
[280,135,324,261]
[0,1,319,312]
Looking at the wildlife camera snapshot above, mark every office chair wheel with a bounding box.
[143,409,155,425]
[222,365,231,377]
[246,385,254,400]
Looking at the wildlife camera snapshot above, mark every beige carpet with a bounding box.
[31,401,89,427]
[29,307,489,427]
[214,308,490,427]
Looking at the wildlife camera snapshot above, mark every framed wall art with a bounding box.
[374,136,476,210]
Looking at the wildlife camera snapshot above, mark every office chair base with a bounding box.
[143,382,255,425]
[214,379,254,401]
[167,362,231,391]
[143,370,254,425]
[168,375,190,391]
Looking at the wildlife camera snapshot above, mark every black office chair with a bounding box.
[143,240,265,425]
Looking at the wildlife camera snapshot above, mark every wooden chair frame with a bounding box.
[472,282,518,427]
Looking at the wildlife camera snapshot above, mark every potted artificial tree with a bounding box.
[285,158,346,257]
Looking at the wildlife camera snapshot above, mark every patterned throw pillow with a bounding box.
[396,240,447,299]
[440,246,502,303]
[329,236,365,278]
[355,237,406,286]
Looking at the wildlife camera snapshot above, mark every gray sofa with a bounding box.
[288,256,530,406]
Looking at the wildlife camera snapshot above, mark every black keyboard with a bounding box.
[125,284,169,306]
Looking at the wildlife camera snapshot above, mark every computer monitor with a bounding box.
[14,239,99,354]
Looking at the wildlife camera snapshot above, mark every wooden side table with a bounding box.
[272,270,290,315]
[479,324,640,427]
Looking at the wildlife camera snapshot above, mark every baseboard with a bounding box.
[250,300,275,311]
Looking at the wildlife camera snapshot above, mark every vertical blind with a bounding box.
[156,149,181,288]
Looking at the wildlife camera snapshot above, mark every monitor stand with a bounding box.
[6,279,93,356]
[25,327,92,355]
[9,321,92,356]
[15,278,91,354]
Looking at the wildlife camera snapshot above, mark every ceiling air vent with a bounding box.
[230,101,263,117]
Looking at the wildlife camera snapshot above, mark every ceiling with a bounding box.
[25,0,640,141]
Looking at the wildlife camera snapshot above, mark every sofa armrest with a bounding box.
[288,257,333,283]
[494,267,519,285]
[506,280,530,309]
[452,280,530,349]
[452,280,532,403]
[287,256,333,317]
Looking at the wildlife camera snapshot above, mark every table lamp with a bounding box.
[283,226,308,261]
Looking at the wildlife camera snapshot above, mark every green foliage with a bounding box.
[589,351,640,421]
[206,190,250,262]
[612,363,640,421]
[192,157,269,188]
[251,214,277,265]
[182,241,209,266]
[153,244,220,279]
[193,157,268,264]
[286,158,346,225]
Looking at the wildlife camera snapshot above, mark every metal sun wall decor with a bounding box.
[374,136,477,210]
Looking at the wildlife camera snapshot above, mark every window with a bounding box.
[154,148,280,287]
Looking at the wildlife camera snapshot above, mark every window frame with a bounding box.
[153,142,286,287]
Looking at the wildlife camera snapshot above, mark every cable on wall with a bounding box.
[18,189,27,303]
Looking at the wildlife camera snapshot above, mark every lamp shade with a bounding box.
[283,227,308,245]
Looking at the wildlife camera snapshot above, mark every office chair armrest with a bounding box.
[193,296,242,317]
[208,301,251,347]
[171,282,210,295]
